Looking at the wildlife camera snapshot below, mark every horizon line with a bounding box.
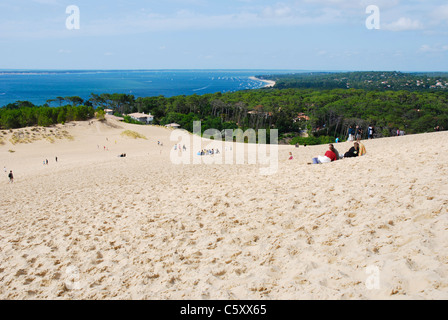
[1,69,448,73]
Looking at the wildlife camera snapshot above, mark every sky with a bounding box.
[0,0,447,71]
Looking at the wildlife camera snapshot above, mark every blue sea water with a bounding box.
[0,70,295,107]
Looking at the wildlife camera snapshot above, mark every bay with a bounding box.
[0,69,296,107]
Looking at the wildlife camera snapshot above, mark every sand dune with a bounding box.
[1,118,447,300]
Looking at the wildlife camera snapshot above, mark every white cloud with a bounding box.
[301,0,400,10]
[31,0,62,6]
[0,0,443,39]
[88,5,347,35]
[262,4,293,19]
[419,44,448,53]
[431,5,448,22]
[383,17,423,31]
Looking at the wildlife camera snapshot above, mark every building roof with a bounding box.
[165,123,181,128]
[295,113,310,121]
[128,113,153,118]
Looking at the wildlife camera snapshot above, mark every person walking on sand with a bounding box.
[8,170,13,183]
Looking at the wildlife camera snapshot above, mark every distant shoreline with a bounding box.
[250,76,276,88]
[0,70,286,107]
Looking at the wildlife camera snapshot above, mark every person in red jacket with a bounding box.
[326,145,338,161]
[312,144,337,164]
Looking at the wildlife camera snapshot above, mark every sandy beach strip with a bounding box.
[250,76,276,88]
[0,119,447,300]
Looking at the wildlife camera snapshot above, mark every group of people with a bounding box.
[174,144,187,152]
[347,125,376,142]
[311,141,366,165]
[197,148,220,156]
[43,156,58,165]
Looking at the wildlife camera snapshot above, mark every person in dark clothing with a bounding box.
[347,126,355,141]
[368,125,375,139]
[344,142,360,158]
[356,126,363,142]
[8,170,13,183]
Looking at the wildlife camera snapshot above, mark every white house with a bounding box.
[104,109,114,115]
[128,113,154,124]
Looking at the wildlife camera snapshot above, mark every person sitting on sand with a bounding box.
[333,145,341,160]
[289,152,294,160]
[344,142,360,158]
[358,142,367,156]
[312,144,337,164]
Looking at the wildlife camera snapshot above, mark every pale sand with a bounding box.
[250,76,276,88]
[1,118,447,300]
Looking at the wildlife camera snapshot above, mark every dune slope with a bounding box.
[1,118,447,299]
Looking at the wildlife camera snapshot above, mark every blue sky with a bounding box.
[0,0,447,71]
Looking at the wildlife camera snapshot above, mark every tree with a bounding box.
[65,96,84,107]
[96,108,106,121]
[56,97,65,107]
[89,93,106,108]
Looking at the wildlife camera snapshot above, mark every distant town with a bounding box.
[259,71,448,91]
